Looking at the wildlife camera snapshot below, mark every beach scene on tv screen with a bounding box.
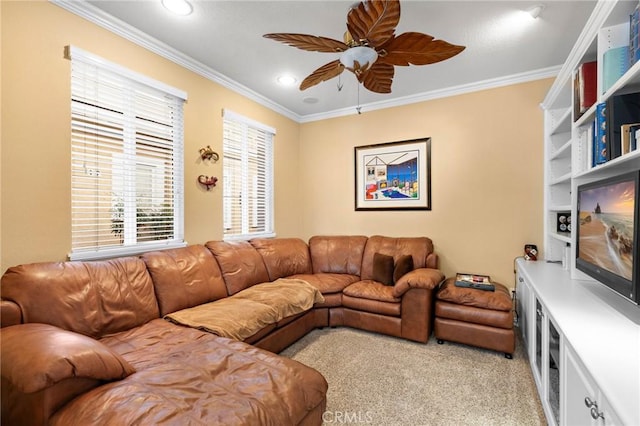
[578,180,635,281]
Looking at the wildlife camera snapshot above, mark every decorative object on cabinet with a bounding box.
[354,137,431,211]
[199,146,219,162]
[198,175,218,190]
[556,212,571,233]
[524,244,538,261]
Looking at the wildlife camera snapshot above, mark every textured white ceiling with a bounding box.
[81,0,597,120]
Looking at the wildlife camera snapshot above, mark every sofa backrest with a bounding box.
[141,245,228,316]
[250,238,312,281]
[0,257,159,338]
[205,240,270,295]
[308,235,368,276]
[360,235,437,280]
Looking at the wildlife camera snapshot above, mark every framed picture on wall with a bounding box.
[354,137,431,211]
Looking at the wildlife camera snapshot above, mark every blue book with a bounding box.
[602,46,630,93]
[631,5,640,66]
[594,102,607,165]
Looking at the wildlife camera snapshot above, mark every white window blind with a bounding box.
[67,46,187,260]
[222,110,275,240]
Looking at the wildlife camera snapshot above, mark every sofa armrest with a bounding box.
[1,299,21,327]
[1,323,135,394]
[392,268,445,298]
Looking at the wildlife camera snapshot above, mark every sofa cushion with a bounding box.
[250,238,312,280]
[51,319,328,426]
[205,240,270,295]
[372,253,394,285]
[165,279,324,341]
[308,235,368,275]
[1,257,159,338]
[289,273,360,294]
[361,235,435,280]
[1,323,135,394]
[142,245,228,316]
[435,301,514,329]
[436,278,512,311]
[343,280,401,303]
[393,254,414,284]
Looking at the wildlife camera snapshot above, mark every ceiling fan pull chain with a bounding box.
[356,84,362,115]
[337,73,343,91]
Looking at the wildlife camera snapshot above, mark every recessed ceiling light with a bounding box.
[527,4,545,19]
[162,0,193,16]
[276,75,297,86]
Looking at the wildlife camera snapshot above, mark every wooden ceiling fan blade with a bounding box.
[300,60,345,90]
[379,32,465,66]
[346,0,400,48]
[263,33,348,53]
[361,62,394,94]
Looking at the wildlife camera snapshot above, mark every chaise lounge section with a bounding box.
[0,235,444,425]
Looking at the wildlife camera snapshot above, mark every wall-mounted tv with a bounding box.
[576,171,639,305]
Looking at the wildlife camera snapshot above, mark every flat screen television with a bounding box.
[576,171,639,305]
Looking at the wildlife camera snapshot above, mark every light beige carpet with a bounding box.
[280,327,545,426]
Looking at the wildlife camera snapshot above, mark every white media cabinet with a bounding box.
[516,258,639,426]
[538,1,640,423]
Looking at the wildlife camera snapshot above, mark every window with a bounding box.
[222,110,275,240]
[67,46,187,260]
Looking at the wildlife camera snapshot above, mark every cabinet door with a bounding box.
[515,273,531,350]
[564,345,598,425]
[563,343,622,426]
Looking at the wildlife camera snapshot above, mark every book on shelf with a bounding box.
[621,123,640,154]
[454,273,495,291]
[605,93,640,161]
[594,102,607,166]
[585,121,594,170]
[602,46,630,94]
[634,128,640,151]
[631,4,640,67]
[577,61,597,116]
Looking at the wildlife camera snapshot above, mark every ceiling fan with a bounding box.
[263,0,465,94]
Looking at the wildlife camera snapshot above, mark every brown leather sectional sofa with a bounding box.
[0,235,444,426]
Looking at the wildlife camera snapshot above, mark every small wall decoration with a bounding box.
[199,146,219,162]
[354,137,431,210]
[198,175,218,190]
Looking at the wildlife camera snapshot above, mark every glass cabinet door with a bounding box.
[516,275,529,349]
[535,298,543,378]
[548,319,560,425]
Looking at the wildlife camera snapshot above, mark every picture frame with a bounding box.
[354,137,431,211]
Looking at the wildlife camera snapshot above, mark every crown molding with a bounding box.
[302,66,561,123]
[51,0,302,122]
[54,0,560,124]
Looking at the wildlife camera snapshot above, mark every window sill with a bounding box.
[69,241,188,261]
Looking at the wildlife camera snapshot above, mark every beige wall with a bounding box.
[299,80,549,287]
[0,1,301,271]
[1,1,547,288]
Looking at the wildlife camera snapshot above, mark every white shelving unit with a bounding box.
[541,0,640,278]
[532,2,640,425]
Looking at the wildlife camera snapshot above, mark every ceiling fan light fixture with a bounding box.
[340,46,378,74]
[161,0,193,16]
